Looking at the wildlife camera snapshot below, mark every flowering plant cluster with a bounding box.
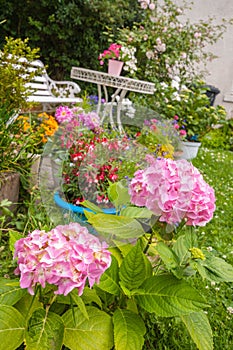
[19,112,59,144]
[2,154,233,350]
[55,106,130,205]
[115,0,228,84]
[14,222,111,296]
[54,105,176,207]
[98,42,137,75]
[129,156,215,226]
[155,81,227,141]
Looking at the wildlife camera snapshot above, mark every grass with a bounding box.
[0,145,232,349]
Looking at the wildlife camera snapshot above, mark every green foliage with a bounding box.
[0,305,25,350]
[181,312,213,350]
[0,37,40,113]
[113,309,146,350]
[116,0,228,84]
[0,0,141,80]
[202,118,233,151]
[1,148,232,349]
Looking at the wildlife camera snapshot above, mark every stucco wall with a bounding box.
[179,0,233,117]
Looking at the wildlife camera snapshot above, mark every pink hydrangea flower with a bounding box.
[14,223,111,296]
[129,157,215,226]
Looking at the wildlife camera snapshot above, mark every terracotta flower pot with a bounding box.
[0,172,20,214]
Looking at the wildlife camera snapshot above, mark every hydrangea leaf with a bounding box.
[62,306,113,350]
[69,290,89,319]
[113,309,146,350]
[97,255,121,295]
[0,277,27,306]
[196,256,233,282]
[136,274,209,317]
[181,311,213,350]
[107,181,130,208]
[0,305,25,350]
[120,206,153,219]
[172,230,197,264]
[87,214,145,240]
[119,241,152,290]
[25,308,64,350]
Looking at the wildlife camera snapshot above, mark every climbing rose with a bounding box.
[14,223,111,296]
[129,157,215,226]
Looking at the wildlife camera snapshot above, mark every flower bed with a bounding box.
[53,105,177,209]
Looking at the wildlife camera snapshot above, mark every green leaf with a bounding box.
[14,293,42,319]
[136,274,209,317]
[120,206,153,219]
[119,241,152,290]
[112,242,133,258]
[62,306,113,350]
[0,305,25,350]
[98,255,121,295]
[155,242,181,274]
[0,278,27,305]
[82,200,103,213]
[81,287,102,308]
[83,209,95,220]
[196,256,233,282]
[9,230,23,254]
[25,308,64,350]
[113,309,146,350]
[87,214,145,240]
[107,181,130,208]
[172,230,197,264]
[69,290,89,319]
[109,246,124,264]
[181,311,213,350]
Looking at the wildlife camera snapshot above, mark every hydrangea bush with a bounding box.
[1,156,233,350]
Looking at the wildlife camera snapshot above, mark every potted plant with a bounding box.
[153,81,227,159]
[98,43,137,76]
[45,105,177,218]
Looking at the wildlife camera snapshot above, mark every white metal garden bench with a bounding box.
[25,59,82,111]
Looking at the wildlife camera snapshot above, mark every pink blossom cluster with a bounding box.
[77,111,101,130]
[55,106,101,130]
[129,156,215,226]
[14,223,111,296]
[172,115,187,139]
[138,0,155,11]
[98,43,122,65]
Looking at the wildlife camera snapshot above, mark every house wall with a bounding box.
[176,0,233,117]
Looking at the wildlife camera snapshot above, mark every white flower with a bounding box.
[149,3,155,11]
[146,50,154,59]
[227,306,233,315]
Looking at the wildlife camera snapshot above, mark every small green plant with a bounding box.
[0,37,40,113]
[202,118,233,150]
